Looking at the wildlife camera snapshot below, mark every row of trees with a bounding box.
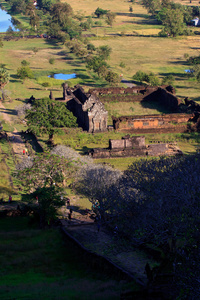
[133,70,175,86]
[142,0,196,36]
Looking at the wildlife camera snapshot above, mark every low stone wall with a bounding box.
[89,86,146,95]
[61,226,138,283]
[112,113,193,133]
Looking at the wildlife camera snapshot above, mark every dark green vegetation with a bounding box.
[26,98,77,141]
[75,154,200,298]
[0,217,127,299]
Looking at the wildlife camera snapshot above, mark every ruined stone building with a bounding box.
[49,83,200,134]
[50,84,108,133]
[89,135,182,158]
[112,113,193,133]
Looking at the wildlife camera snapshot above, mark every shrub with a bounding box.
[17,66,33,80]
[119,62,126,68]
[49,58,55,65]
[133,70,147,82]
[162,74,175,85]
[21,60,30,66]
[42,82,51,89]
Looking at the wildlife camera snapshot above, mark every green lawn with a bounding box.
[0,217,130,300]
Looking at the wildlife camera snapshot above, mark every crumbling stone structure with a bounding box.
[89,85,181,112]
[112,113,193,133]
[50,84,108,133]
[89,135,182,158]
[49,83,199,134]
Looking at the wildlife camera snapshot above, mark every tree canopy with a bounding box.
[26,98,77,141]
[0,68,10,90]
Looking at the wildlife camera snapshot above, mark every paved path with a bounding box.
[121,78,136,88]
[59,196,154,286]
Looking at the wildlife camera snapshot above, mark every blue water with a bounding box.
[48,73,76,80]
[185,69,194,73]
[0,7,16,32]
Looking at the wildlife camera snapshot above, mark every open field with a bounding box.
[64,0,200,99]
[1,0,200,100]
[0,38,107,100]
[0,217,130,300]
[91,35,200,100]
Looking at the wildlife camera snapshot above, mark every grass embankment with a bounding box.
[0,139,20,200]
[0,216,133,300]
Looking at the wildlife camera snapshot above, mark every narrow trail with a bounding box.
[0,102,25,160]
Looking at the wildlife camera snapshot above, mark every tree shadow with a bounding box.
[21,131,44,153]
[0,107,17,116]
[169,60,189,66]
[159,72,189,79]
[141,98,173,114]
[28,87,43,91]
[70,205,94,219]
[9,74,20,83]
[44,38,62,48]
[76,146,91,154]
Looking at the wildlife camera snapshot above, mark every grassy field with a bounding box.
[63,0,200,100]
[0,38,107,100]
[1,0,200,100]
[0,216,131,300]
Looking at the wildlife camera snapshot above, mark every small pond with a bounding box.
[0,7,16,32]
[48,73,76,80]
[185,69,194,74]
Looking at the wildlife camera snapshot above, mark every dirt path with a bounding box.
[0,102,25,160]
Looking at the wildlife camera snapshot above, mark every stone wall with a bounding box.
[88,136,182,158]
[112,113,193,133]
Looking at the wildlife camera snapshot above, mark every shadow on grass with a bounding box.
[0,107,17,116]
[192,96,200,102]
[21,132,44,153]
[28,87,43,91]
[9,74,20,83]
[70,205,94,218]
[159,72,189,79]
[141,99,173,114]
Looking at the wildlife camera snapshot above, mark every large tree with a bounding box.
[26,98,77,141]
[51,3,73,27]
[21,186,65,227]
[161,8,185,37]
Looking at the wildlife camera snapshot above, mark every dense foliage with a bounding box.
[26,98,77,141]
[75,154,200,297]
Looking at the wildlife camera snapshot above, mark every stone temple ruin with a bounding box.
[49,83,200,135]
[89,135,183,158]
[50,84,108,133]
[48,83,200,158]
